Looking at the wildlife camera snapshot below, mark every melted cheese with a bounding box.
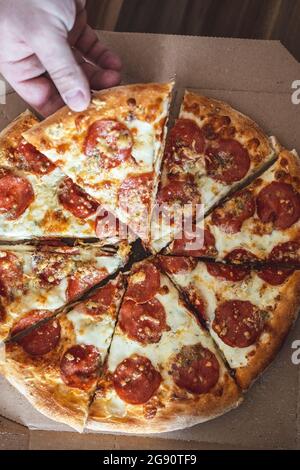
[0,247,125,342]
[170,262,282,368]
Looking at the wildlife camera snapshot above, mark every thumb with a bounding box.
[29,31,91,112]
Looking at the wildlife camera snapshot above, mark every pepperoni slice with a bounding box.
[66,266,109,302]
[166,119,205,155]
[11,310,61,356]
[171,228,217,257]
[84,120,133,169]
[15,141,56,175]
[225,249,258,265]
[257,267,294,285]
[211,190,255,234]
[83,282,118,316]
[206,262,250,282]
[269,241,300,264]
[113,355,162,404]
[0,169,34,220]
[126,262,160,304]
[205,139,250,184]
[58,177,99,219]
[34,253,68,287]
[158,256,197,274]
[0,252,24,298]
[119,298,167,344]
[157,180,200,205]
[171,344,219,394]
[212,300,263,348]
[256,182,300,230]
[60,345,100,390]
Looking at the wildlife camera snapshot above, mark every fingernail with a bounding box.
[64,89,88,112]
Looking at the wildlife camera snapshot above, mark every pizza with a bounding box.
[0,111,129,243]
[158,256,300,389]
[151,91,276,252]
[167,148,300,264]
[23,83,174,241]
[0,242,129,343]
[0,275,124,432]
[0,84,299,435]
[87,259,241,433]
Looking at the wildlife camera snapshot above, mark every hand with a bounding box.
[0,0,122,116]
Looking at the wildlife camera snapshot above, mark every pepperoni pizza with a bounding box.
[150,91,276,252]
[0,111,128,243]
[23,83,174,241]
[88,260,241,433]
[0,276,124,432]
[0,242,129,343]
[158,256,300,389]
[170,148,300,264]
[0,85,299,434]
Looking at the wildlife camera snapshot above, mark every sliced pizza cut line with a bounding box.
[158,255,300,389]
[0,243,129,344]
[87,259,242,434]
[0,275,125,432]
[150,91,277,253]
[179,148,300,265]
[23,83,174,242]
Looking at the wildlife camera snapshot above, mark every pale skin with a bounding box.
[0,0,122,116]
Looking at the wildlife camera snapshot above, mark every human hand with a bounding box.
[0,0,122,116]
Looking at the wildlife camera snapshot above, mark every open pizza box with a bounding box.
[1,31,300,450]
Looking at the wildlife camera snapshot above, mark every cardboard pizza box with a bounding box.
[0,31,300,450]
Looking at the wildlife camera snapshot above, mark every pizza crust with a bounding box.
[0,348,89,433]
[182,91,276,166]
[87,373,242,434]
[23,83,174,153]
[235,271,300,389]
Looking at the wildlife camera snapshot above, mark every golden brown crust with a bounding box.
[236,271,300,389]
[276,148,300,189]
[87,371,242,434]
[0,110,39,167]
[1,318,89,434]
[23,83,174,152]
[181,91,275,166]
[2,355,89,432]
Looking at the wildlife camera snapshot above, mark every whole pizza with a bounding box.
[0,83,299,433]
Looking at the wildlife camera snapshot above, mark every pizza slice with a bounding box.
[87,259,241,433]
[0,242,129,342]
[0,276,124,432]
[167,148,300,264]
[0,110,131,244]
[23,83,174,242]
[158,255,300,389]
[150,91,276,252]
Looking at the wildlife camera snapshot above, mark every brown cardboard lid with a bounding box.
[0,31,300,450]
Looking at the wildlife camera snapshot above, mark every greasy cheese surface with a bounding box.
[170,262,283,368]
[0,245,125,342]
[204,156,300,260]
[0,167,97,239]
[0,112,98,240]
[68,277,123,360]
[95,272,229,419]
[178,92,275,211]
[26,85,173,233]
